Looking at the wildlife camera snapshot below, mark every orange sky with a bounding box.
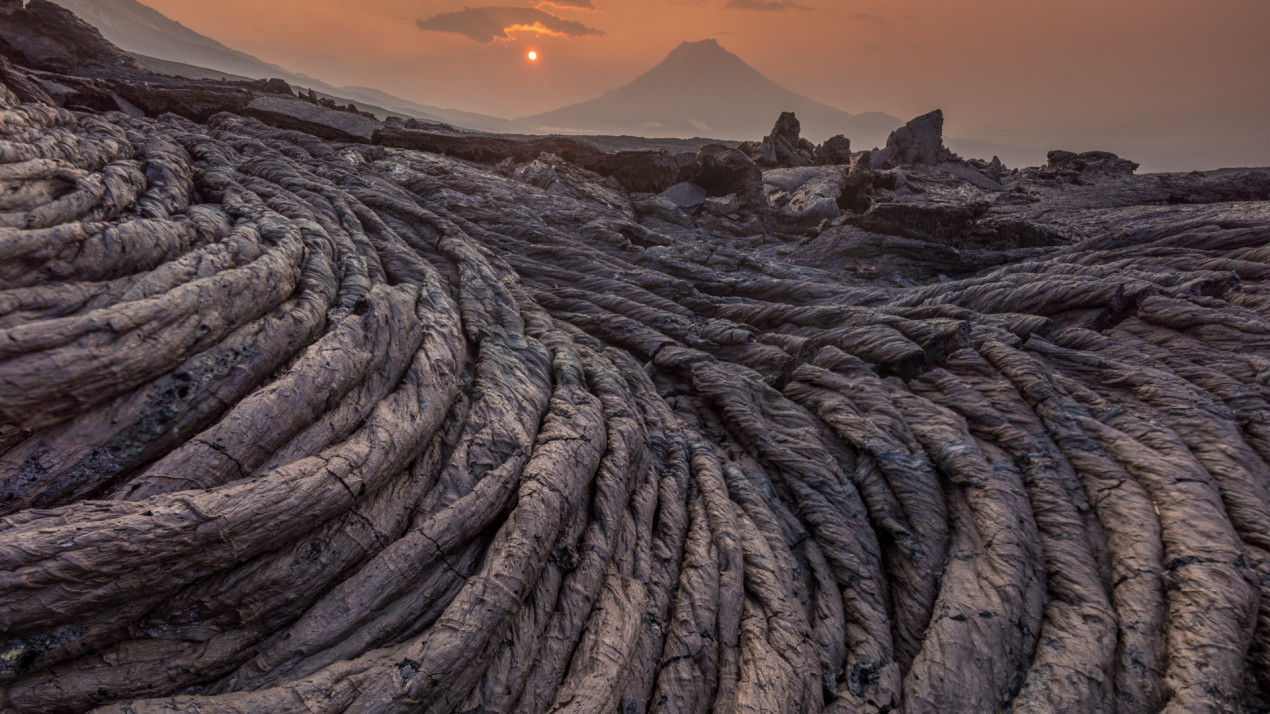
[144,0,1270,168]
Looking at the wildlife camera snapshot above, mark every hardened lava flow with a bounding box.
[3,1,1270,712]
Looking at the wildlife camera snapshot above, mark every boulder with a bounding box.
[962,156,1009,184]
[703,194,744,215]
[764,167,845,224]
[784,173,844,224]
[741,111,817,168]
[870,109,952,169]
[1045,150,1138,180]
[815,134,853,165]
[594,150,680,193]
[873,169,907,192]
[256,78,296,96]
[0,55,54,104]
[678,143,765,205]
[859,198,990,244]
[763,166,830,193]
[660,182,708,209]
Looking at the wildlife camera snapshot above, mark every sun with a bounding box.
[527,50,539,62]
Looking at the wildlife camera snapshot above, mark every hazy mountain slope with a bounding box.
[520,39,901,147]
[49,0,299,81]
[48,0,523,133]
[330,84,527,135]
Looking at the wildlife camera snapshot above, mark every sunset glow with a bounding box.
[130,0,1270,172]
[527,50,538,62]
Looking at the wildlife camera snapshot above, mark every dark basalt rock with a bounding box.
[816,134,853,166]
[740,111,818,168]
[659,181,707,209]
[763,167,846,225]
[112,82,254,122]
[1157,168,1270,203]
[0,2,294,122]
[784,175,843,224]
[0,0,141,73]
[374,124,680,193]
[678,143,765,204]
[1044,150,1139,180]
[593,150,681,193]
[257,78,295,96]
[374,124,599,164]
[243,95,380,143]
[0,55,53,104]
[971,216,1073,249]
[0,73,14,107]
[871,109,954,169]
[838,163,876,213]
[966,155,1008,183]
[858,197,991,244]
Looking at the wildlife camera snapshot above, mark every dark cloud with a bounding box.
[850,12,891,26]
[537,0,597,8]
[417,7,604,43]
[723,0,810,11]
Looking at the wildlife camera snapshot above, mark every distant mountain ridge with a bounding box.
[47,0,523,133]
[520,40,901,148]
[46,2,902,149]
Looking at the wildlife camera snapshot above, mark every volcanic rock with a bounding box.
[784,173,843,224]
[243,94,380,143]
[740,110,817,168]
[0,55,53,104]
[659,181,708,209]
[762,166,828,193]
[374,124,681,194]
[838,162,876,213]
[1045,150,1139,180]
[677,143,765,204]
[763,167,845,224]
[593,150,681,194]
[871,109,953,169]
[4,7,1270,714]
[858,197,990,244]
[702,193,744,215]
[0,0,141,73]
[815,134,853,165]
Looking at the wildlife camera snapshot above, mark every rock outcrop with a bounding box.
[740,110,817,167]
[815,134,853,166]
[859,197,991,244]
[763,167,846,225]
[676,142,765,204]
[870,109,953,169]
[1043,149,1140,181]
[0,0,141,73]
[3,6,1270,714]
[243,95,380,143]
